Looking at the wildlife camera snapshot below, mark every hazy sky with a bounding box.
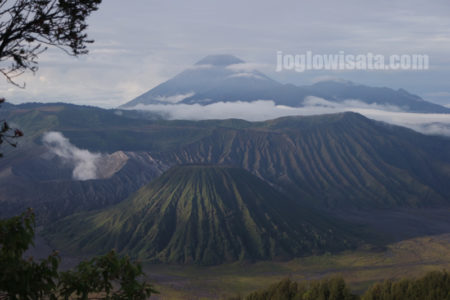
[1,0,450,108]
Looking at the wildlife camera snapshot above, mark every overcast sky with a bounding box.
[1,0,450,108]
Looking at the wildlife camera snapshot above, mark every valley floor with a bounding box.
[146,233,450,299]
[31,208,450,299]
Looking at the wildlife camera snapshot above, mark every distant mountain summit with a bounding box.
[122,55,450,113]
[122,54,277,107]
[195,54,244,66]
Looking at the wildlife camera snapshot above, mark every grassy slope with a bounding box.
[45,165,363,265]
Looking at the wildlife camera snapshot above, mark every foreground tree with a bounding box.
[0,0,102,86]
[0,0,102,155]
[0,209,157,299]
[245,277,358,300]
[242,272,450,300]
[362,270,450,300]
[0,97,23,157]
[0,1,158,298]
[0,209,59,299]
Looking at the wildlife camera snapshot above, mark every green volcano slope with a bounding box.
[156,113,450,209]
[4,103,450,216]
[45,165,362,265]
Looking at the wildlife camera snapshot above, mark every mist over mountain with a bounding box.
[2,103,450,225]
[123,55,279,107]
[122,55,450,114]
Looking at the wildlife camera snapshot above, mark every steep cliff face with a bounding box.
[155,113,450,209]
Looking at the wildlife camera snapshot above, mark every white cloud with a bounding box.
[0,48,180,108]
[131,100,296,121]
[353,108,450,136]
[154,92,195,103]
[226,63,270,72]
[227,72,266,80]
[303,96,404,112]
[42,132,102,180]
[3,0,450,109]
[408,123,450,136]
[186,64,214,70]
[127,99,450,136]
[89,48,132,55]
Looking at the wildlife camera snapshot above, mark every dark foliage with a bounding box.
[245,277,358,300]
[0,0,101,86]
[362,270,450,300]
[0,209,59,299]
[243,271,450,300]
[0,209,157,299]
[0,97,23,157]
[0,0,102,155]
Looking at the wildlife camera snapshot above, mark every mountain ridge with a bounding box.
[2,104,450,227]
[154,112,450,209]
[121,55,450,113]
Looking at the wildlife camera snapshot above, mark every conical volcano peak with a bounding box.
[45,164,361,265]
[195,54,244,66]
[121,53,450,113]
